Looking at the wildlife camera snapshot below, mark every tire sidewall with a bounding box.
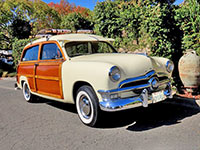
[76,86,99,126]
[22,82,32,102]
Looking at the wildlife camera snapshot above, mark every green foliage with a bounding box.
[31,0,61,35]
[61,12,93,31]
[0,0,62,50]
[175,0,200,55]
[12,38,33,68]
[93,0,186,88]
[94,0,121,38]
[94,0,184,59]
[139,4,172,58]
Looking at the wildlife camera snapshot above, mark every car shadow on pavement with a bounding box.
[97,99,200,130]
[32,97,77,114]
[47,101,77,114]
[32,96,200,130]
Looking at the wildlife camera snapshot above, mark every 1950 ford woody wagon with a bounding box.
[15,34,174,127]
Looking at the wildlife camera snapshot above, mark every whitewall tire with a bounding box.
[76,85,100,127]
[22,82,35,102]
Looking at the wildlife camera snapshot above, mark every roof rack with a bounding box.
[36,29,94,37]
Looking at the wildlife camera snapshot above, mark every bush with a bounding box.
[94,1,183,58]
[94,1,121,38]
[12,38,33,68]
[61,12,93,31]
[175,0,200,55]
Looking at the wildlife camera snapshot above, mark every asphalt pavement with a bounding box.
[0,79,199,150]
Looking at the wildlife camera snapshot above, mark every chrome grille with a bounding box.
[119,70,169,90]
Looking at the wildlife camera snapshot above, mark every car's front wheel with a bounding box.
[76,85,100,127]
[22,82,35,102]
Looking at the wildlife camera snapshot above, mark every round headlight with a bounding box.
[109,66,121,82]
[166,61,174,73]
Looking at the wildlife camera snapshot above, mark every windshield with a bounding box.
[64,41,117,57]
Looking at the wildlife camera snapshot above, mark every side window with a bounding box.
[41,43,63,60]
[22,45,39,61]
[65,42,90,57]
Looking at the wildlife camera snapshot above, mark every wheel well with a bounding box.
[73,81,92,103]
[21,80,25,87]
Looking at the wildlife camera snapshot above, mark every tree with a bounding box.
[61,12,93,31]
[175,0,200,54]
[48,0,73,17]
[31,0,61,35]
[94,1,121,38]
[48,0,90,18]
[10,18,32,39]
[0,1,13,49]
[12,38,33,68]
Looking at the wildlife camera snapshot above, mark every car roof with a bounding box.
[26,34,114,47]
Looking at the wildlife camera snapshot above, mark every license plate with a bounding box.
[152,91,166,103]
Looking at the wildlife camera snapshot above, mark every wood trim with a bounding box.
[59,63,64,99]
[35,75,60,81]
[37,91,62,99]
[33,63,37,91]
[19,61,37,65]
[37,60,64,65]
[18,74,33,78]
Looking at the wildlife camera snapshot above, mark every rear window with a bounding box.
[22,45,39,61]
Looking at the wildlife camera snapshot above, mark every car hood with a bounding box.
[70,53,154,78]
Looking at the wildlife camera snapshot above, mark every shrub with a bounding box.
[61,12,93,31]
[94,1,121,38]
[175,0,200,55]
[12,38,33,68]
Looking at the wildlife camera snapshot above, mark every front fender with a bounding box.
[151,57,173,77]
[61,61,119,103]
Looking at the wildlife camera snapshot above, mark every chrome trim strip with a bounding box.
[118,70,155,88]
[98,78,170,95]
[98,83,150,95]
[99,84,172,112]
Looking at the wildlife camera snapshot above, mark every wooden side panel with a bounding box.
[36,79,60,96]
[17,62,36,91]
[35,61,63,99]
[36,64,60,77]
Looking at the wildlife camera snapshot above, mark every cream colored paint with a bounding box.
[25,34,114,47]
[60,54,172,103]
[20,34,173,104]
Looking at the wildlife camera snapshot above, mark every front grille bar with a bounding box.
[118,70,155,88]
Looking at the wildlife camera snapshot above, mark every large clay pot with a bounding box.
[178,50,200,88]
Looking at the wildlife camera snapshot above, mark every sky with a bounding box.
[42,0,185,10]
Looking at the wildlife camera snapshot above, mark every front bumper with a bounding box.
[98,71,172,112]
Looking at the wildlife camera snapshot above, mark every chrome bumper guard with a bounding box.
[98,72,172,112]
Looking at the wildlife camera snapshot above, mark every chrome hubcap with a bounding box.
[79,95,91,119]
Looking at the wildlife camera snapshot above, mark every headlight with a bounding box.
[109,66,121,82]
[166,61,174,73]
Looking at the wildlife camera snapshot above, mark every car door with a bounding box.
[18,44,39,92]
[35,42,65,99]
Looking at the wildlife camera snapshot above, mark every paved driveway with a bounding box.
[0,79,199,150]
